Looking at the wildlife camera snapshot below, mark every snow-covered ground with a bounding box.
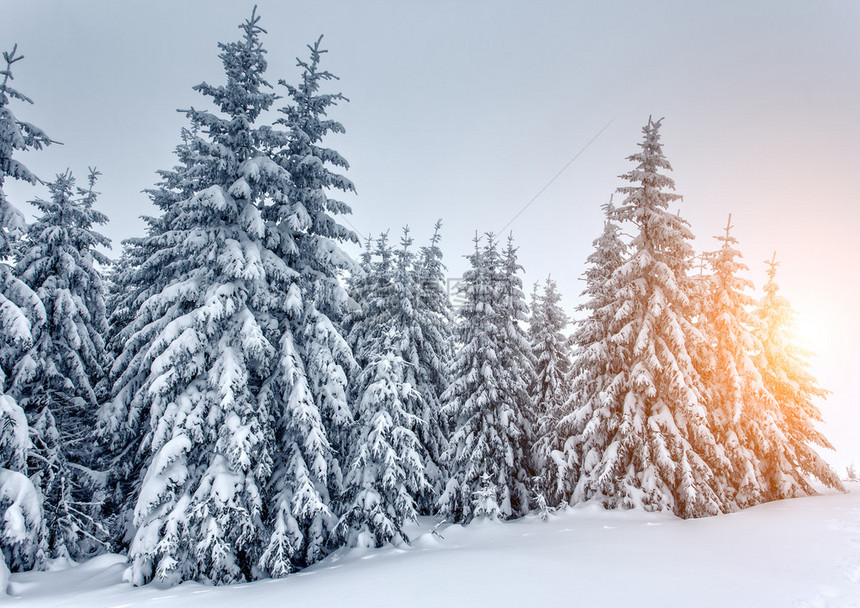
[7,483,860,607]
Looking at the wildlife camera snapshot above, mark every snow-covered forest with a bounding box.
[0,7,850,596]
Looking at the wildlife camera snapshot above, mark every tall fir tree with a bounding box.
[0,45,51,574]
[385,229,441,511]
[13,169,111,559]
[104,10,295,584]
[254,34,359,577]
[529,277,572,506]
[572,118,725,518]
[439,234,533,522]
[752,254,843,497]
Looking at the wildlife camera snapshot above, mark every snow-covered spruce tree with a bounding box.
[0,45,51,573]
[752,254,843,497]
[573,118,725,517]
[98,244,141,548]
[258,35,358,576]
[97,129,201,552]
[345,232,393,372]
[103,246,139,362]
[12,169,111,560]
[499,235,538,453]
[348,227,451,515]
[529,277,572,506]
[343,228,449,517]
[106,11,297,584]
[439,234,533,522]
[698,215,791,509]
[336,325,430,547]
[409,221,454,505]
[549,202,627,506]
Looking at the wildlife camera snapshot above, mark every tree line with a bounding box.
[0,8,842,587]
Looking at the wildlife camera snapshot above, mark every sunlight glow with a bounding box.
[791,305,831,354]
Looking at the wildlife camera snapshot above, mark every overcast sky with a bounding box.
[3,0,859,470]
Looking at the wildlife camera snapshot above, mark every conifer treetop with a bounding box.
[615,117,694,273]
[192,7,274,125]
[0,45,54,258]
[0,45,53,186]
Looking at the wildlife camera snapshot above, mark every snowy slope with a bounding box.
[7,483,860,607]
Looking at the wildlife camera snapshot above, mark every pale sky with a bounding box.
[3,0,859,471]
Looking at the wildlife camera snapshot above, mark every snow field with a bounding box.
[8,483,860,607]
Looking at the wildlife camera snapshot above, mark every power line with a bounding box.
[497,114,619,235]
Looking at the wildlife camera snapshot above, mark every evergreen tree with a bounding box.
[345,232,393,373]
[256,35,359,577]
[103,246,139,362]
[12,169,111,559]
[572,118,724,518]
[349,226,452,516]
[98,130,200,552]
[106,10,292,584]
[529,277,572,506]
[335,327,430,547]
[551,202,627,506]
[752,254,843,497]
[0,45,51,573]
[439,234,533,522]
[499,236,537,460]
[409,221,454,504]
[343,227,451,515]
[699,215,772,508]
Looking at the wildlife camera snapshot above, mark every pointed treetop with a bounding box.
[621,115,677,193]
[723,213,733,240]
[372,230,393,273]
[358,234,374,269]
[188,5,274,125]
[695,253,707,276]
[399,225,413,253]
[307,35,328,63]
[713,213,738,249]
[600,194,615,218]
[242,5,266,42]
[431,219,443,244]
[1,45,26,100]
[765,251,780,281]
[1,45,54,181]
[282,34,346,104]
[0,45,42,108]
